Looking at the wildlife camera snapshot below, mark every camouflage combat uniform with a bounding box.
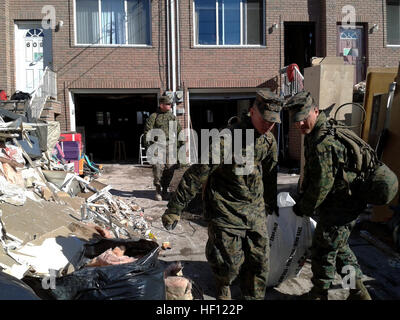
[143,108,182,195]
[297,111,365,291]
[167,113,278,300]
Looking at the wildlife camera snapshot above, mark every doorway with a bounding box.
[337,24,367,84]
[284,22,316,74]
[15,21,53,93]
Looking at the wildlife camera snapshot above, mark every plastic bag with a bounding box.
[23,238,165,300]
[0,272,40,300]
[266,192,317,287]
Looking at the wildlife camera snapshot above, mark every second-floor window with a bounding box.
[387,0,400,45]
[75,0,151,45]
[194,0,264,46]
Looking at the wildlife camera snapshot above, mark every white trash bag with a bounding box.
[266,192,317,287]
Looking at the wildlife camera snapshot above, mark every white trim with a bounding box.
[73,0,152,46]
[14,24,20,91]
[69,91,76,131]
[124,0,129,45]
[70,88,159,94]
[186,90,191,163]
[192,0,196,45]
[171,0,177,116]
[193,0,264,46]
[386,44,400,47]
[216,0,219,45]
[240,0,244,45]
[189,88,256,94]
[193,44,265,48]
[98,0,102,44]
[73,44,153,48]
[73,0,77,47]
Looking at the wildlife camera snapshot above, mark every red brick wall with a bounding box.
[324,1,400,67]
[8,0,170,130]
[179,0,322,92]
[179,0,321,163]
[3,0,400,143]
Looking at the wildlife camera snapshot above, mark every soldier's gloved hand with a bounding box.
[292,204,304,217]
[162,210,180,230]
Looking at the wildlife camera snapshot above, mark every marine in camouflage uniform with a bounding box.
[285,91,372,300]
[143,95,182,200]
[162,89,282,300]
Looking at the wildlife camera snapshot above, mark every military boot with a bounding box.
[215,281,231,300]
[154,184,162,201]
[347,279,372,300]
[298,286,328,300]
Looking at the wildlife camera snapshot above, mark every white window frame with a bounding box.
[193,0,265,48]
[73,0,152,47]
[386,0,400,47]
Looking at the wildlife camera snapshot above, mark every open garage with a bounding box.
[74,92,158,163]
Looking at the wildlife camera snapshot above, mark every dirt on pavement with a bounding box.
[96,164,400,300]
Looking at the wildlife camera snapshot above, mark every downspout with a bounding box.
[176,0,181,89]
[170,0,177,116]
[166,0,171,91]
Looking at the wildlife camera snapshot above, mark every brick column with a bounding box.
[325,1,338,56]
[0,0,11,95]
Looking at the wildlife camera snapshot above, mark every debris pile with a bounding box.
[0,109,164,299]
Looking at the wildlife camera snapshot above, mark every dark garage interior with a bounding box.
[75,93,158,163]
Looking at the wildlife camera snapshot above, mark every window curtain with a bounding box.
[76,0,100,44]
[101,0,126,44]
[195,0,216,44]
[246,0,262,45]
[218,0,240,45]
[127,0,150,44]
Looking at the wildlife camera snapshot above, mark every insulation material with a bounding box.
[0,175,26,206]
[2,143,25,165]
[46,121,61,151]
[85,246,137,267]
[7,236,85,277]
[165,276,193,300]
[2,163,24,187]
[21,168,46,189]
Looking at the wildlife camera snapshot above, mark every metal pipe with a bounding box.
[170,0,177,115]
[176,0,181,89]
[166,0,171,91]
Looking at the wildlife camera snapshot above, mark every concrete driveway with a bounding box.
[97,164,400,300]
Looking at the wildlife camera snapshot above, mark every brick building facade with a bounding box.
[0,0,399,163]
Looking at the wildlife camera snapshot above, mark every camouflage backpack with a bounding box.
[324,118,398,205]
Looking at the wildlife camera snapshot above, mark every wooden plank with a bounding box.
[361,67,398,142]
[372,62,400,221]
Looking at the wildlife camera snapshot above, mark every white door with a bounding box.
[15,23,48,93]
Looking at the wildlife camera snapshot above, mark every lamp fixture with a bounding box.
[369,24,379,34]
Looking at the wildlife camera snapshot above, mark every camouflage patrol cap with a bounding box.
[159,95,173,105]
[254,88,282,123]
[284,91,316,122]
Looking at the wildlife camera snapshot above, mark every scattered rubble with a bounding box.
[0,109,165,299]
